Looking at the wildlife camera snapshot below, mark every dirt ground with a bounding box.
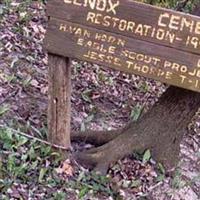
[0,1,200,199]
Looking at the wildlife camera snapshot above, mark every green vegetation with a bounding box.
[0,126,115,199]
[1,0,199,198]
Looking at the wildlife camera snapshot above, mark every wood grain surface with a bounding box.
[45,0,200,92]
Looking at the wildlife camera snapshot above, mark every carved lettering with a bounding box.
[49,0,200,92]
[64,0,120,15]
[195,22,200,34]
[180,18,194,32]
[186,36,200,49]
[158,12,200,34]
[179,75,187,83]
[86,12,179,44]
[195,79,199,88]
[169,15,180,30]
[59,24,91,37]
[84,50,121,66]
[158,13,169,27]
[96,0,107,11]
[57,21,200,90]
[107,0,120,15]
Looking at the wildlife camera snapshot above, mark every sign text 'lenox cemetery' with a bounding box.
[45,0,200,92]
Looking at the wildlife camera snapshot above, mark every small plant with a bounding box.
[53,191,67,200]
[142,149,151,163]
[0,105,10,117]
[71,171,114,199]
[156,163,166,182]
[0,126,63,198]
[131,104,144,121]
[171,169,186,189]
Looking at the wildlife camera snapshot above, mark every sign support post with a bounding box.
[48,54,71,149]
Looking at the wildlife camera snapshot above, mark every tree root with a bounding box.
[74,123,150,174]
[71,129,121,146]
[74,86,200,175]
[71,121,132,146]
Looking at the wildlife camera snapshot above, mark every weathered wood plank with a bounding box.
[48,54,71,148]
[46,0,200,55]
[44,18,200,92]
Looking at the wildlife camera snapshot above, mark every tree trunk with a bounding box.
[48,54,71,149]
[74,87,200,174]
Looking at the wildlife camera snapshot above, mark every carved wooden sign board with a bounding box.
[45,0,200,92]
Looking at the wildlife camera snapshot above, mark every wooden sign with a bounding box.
[44,0,200,92]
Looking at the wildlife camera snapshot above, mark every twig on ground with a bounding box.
[0,88,19,105]
[0,125,70,150]
[138,181,163,198]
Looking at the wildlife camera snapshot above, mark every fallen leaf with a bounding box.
[55,159,73,177]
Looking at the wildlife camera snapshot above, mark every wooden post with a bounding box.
[48,54,71,149]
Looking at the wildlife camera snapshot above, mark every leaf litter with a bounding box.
[0,0,200,199]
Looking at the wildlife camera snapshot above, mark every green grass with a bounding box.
[0,126,115,199]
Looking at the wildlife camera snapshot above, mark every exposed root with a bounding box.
[74,150,114,175]
[74,128,149,174]
[71,121,132,146]
[71,130,120,146]
[74,86,200,175]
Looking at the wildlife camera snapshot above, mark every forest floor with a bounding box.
[0,0,200,199]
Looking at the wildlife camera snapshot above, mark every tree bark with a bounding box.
[74,87,200,174]
[48,54,71,149]
[71,121,132,146]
